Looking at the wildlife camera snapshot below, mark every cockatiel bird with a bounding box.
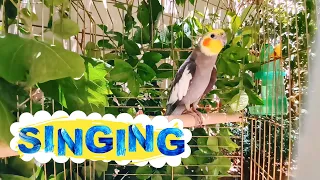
[164,29,227,127]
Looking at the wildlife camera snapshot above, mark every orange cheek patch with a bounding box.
[202,38,211,47]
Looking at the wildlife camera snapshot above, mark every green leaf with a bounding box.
[166,166,185,174]
[216,58,228,74]
[189,0,195,5]
[108,60,133,82]
[18,25,30,35]
[110,84,129,97]
[44,0,66,6]
[176,0,186,5]
[193,150,209,164]
[222,46,249,61]
[97,39,115,49]
[0,34,85,86]
[243,36,254,48]
[210,157,231,174]
[0,99,16,145]
[245,87,264,105]
[85,42,101,59]
[114,2,126,10]
[136,166,153,180]
[232,36,242,46]
[244,62,261,73]
[197,137,212,154]
[142,52,162,66]
[40,63,111,114]
[137,63,156,81]
[217,58,240,76]
[216,78,240,88]
[104,53,121,60]
[182,155,198,165]
[95,161,108,178]
[220,88,240,104]
[219,128,234,136]
[241,26,258,36]
[151,171,162,180]
[128,72,141,97]
[127,56,140,67]
[20,8,38,22]
[66,64,110,113]
[207,136,219,152]
[227,61,240,76]
[8,157,36,177]
[124,40,141,55]
[4,0,17,19]
[124,13,136,32]
[231,15,241,33]
[177,177,192,180]
[97,24,108,34]
[229,90,249,111]
[137,1,150,26]
[152,43,170,58]
[53,18,80,39]
[175,34,192,48]
[31,165,45,180]
[110,31,124,47]
[72,171,82,180]
[133,26,151,44]
[0,78,23,110]
[127,107,137,116]
[241,5,255,22]
[149,0,164,23]
[0,174,29,180]
[156,63,174,79]
[247,54,259,63]
[218,136,239,152]
[243,73,254,89]
[56,170,67,180]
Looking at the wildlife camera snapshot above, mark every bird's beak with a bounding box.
[222,34,227,46]
[222,39,227,46]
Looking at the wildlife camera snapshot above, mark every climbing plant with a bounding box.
[1,0,312,179]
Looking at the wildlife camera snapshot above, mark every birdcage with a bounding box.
[0,0,315,179]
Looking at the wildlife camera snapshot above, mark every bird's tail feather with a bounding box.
[164,104,175,115]
[165,104,185,116]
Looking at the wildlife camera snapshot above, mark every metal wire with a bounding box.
[0,0,309,179]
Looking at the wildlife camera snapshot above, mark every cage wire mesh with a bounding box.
[0,0,315,179]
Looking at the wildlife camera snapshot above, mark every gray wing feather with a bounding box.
[202,66,217,98]
[165,51,198,115]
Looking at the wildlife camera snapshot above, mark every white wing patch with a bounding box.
[168,67,193,104]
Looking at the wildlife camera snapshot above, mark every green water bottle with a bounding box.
[249,44,288,116]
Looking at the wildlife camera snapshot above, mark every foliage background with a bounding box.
[0,0,315,179]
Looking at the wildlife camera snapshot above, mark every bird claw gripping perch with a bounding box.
[183,108,204,128]
[192,107,205,128]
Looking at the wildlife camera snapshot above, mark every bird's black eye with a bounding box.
[210,34,215,38]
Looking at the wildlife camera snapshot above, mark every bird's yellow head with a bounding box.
[199,29,227,56]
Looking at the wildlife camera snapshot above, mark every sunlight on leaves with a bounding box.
[229,90,249,111]
[52,18,80,39]
[0,34,85,86]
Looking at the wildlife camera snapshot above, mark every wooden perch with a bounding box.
[0,113,243,158]
[165,112,243,128]
[0,142,18,158]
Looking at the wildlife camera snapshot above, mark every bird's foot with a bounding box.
[192,108,204,128]
[183,109,204,128]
